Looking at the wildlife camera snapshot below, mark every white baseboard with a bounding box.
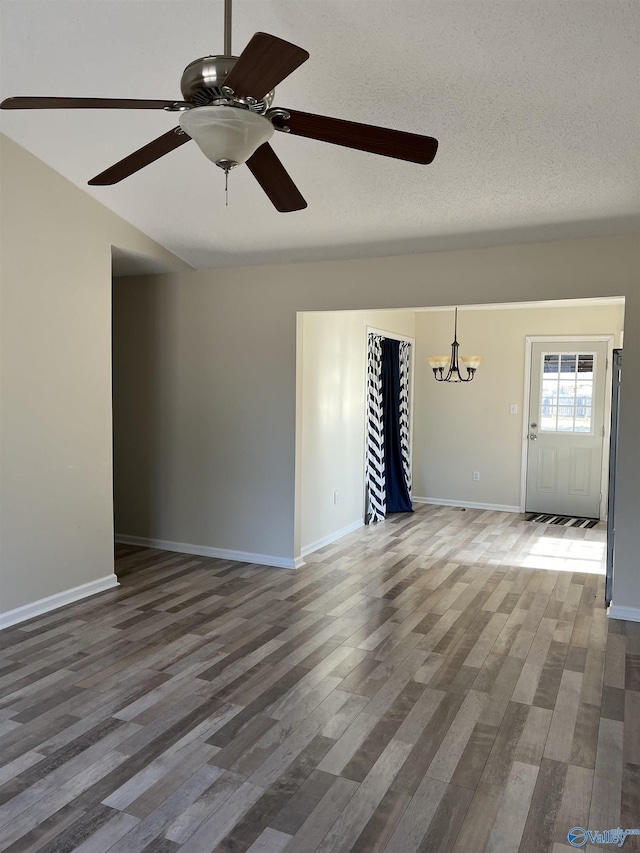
[411,497,521,513]
[300,519,365,559]
[0,574,119,630]
[608,604,640,623]
[115,534,298,570]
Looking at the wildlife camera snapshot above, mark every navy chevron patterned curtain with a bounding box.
[398,340,412,496]
[381,339,413,513]
[365,334,413,523]
[366,334,386,523]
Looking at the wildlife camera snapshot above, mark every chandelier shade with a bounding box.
[427,356,450,370]
[179,105,274,167]
[460,355,482,370]
[429,309,481,383]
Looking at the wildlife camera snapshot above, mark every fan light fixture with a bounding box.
[179,105,274,171]
[428,308,482,383]
[0,0,439,211]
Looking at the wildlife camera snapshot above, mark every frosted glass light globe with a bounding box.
[179,106,274,166]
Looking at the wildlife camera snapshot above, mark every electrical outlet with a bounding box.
[333,490,340,504]
[473,471,480,481]
[510,403,518,415]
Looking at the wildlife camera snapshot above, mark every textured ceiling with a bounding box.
[1,1,638,270]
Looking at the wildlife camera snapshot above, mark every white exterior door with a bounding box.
[525,340,608,518]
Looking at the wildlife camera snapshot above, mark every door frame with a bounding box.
[364,327,416,515]
[519,334,615,520]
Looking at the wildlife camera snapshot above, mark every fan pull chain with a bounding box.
[225,168,229,207]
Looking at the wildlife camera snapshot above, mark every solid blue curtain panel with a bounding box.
[366,333,413,523]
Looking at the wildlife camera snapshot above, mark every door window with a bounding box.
[540,352,595,434]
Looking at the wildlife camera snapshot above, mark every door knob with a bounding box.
[529,434,537,441]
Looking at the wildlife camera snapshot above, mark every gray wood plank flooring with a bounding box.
[1,505,638,852]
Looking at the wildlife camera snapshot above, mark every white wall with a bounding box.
[299,310,415,553]
[0,135,188,617]
[412,302,625,509]
[113,232,639,616]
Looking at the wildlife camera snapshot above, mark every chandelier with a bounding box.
[428,308,482,382]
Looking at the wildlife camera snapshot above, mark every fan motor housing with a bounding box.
[180,55,274,108]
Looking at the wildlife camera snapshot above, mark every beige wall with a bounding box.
[299,310,415,552]
[412,303,625,508]
[3,132,636,618]
[113,232,638,614]
[113,272,301,562]
[0,134,187,614]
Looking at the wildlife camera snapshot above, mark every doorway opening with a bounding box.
[296,298,624,566]
[365,328,415,525]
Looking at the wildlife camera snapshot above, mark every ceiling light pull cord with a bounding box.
[225,167,229,207]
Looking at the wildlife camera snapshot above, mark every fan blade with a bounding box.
[88,128,191,185]
[222,32,309,101]
[1,96,190,110]
[273,109,438,164]
[246,143,306,212]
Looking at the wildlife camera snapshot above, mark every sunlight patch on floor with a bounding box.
[516,536,606,574]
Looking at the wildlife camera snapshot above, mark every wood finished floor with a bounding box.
[0,505,638,853]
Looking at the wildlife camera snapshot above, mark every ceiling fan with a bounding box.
[0,0,438,213]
